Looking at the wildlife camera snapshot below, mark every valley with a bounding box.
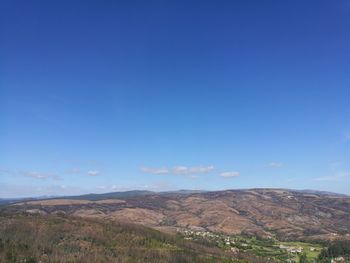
[4,189,350,241]
[1,188,349,262]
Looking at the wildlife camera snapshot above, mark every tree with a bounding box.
[299,252,308,263]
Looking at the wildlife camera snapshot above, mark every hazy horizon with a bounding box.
[1,1,350,198]
[2,187,350,200]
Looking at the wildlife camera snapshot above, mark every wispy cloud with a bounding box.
[219,171,240,178]
[0,184,88,198]
[87,170,100,176]
[344,132,350,141]
[0,181,179,198]
[23,171,61,180]
[267,162,283,168]
[65,168,81,174]
[141,165,214,176]
[314,172,349,182]
[286,178,297,183]
[329,162,342,170]
[0,168,16,176]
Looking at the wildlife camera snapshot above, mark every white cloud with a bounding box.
[267,162,283,168]
[23,171,60,180]
[219,171,240,178]
[141,167,169,174]
[139,181,176,191]
[141,165,214,176]
[172,165,214,175]
[87,170,100,176]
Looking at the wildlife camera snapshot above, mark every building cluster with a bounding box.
[331,256,345,263]
[180,230,236,243]
[181,229,221,239]
[279,244,303,253]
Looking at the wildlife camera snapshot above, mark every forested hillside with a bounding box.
[0,214,266,263]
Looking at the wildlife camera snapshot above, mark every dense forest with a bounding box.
[318,240,350,262]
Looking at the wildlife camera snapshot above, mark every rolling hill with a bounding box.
[1,213,268,263]
[3,188,350,241]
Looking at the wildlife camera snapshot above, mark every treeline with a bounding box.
[0,214,269,263]
[318,240,350,262]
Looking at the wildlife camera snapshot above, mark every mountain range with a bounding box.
[3,188,350,241]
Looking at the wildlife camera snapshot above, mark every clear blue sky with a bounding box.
[1,0,350,198]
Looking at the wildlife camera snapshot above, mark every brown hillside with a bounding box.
[4,189,350,241]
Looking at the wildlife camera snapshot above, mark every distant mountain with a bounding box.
[0,197,37,205]
[3,188,350,241]
[56,190,155,201]
[292,189,348,197]
[0,190,193,205]
[50,189,208,200]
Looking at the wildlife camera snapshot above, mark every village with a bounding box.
[178,229,324,262]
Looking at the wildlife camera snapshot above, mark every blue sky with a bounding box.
[1,1,350,198]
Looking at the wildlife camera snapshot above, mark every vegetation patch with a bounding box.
[0,214,265,263]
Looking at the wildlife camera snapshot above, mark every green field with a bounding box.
[184,232,324,263]
[278,241,323,262]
